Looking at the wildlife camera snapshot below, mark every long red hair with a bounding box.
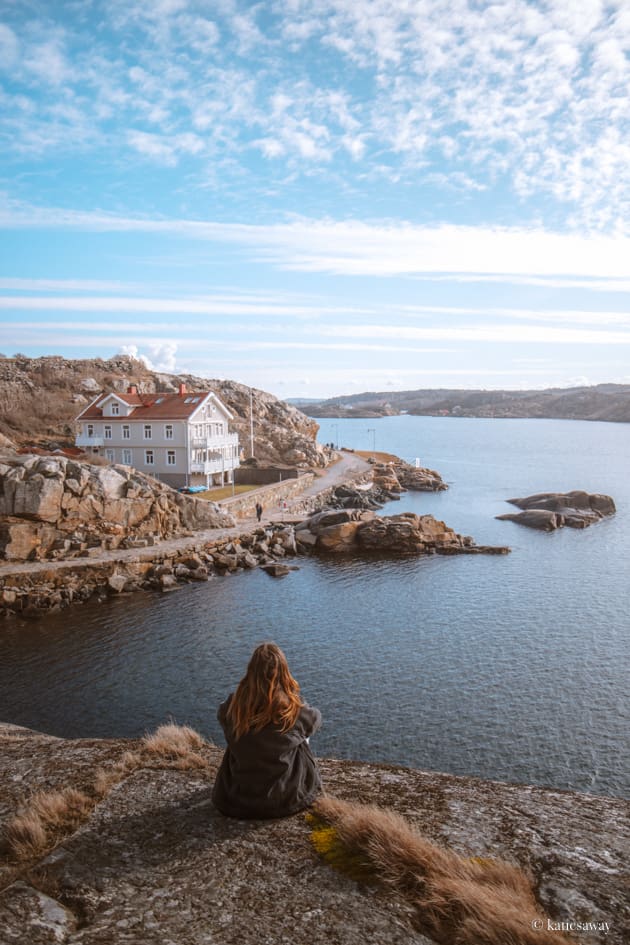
[227,642,303,740]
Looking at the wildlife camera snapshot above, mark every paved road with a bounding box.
[0,452,372,579]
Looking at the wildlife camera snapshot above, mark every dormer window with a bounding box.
[111,402,119,416]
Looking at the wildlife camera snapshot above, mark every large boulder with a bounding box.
[316,521,362,552]
[496,509,560,531]
[357,513,463,553]
[12,473,64,523]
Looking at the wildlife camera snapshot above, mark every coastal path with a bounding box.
[0,451,372,580]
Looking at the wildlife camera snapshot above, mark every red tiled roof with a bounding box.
[76,391,228,421]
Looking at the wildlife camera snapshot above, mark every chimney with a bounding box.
[127,384,137,395]
[178,382,187,396]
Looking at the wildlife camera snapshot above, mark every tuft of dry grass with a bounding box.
[312,796,571,945]
[6,788,91,861]
[142,723,205,759]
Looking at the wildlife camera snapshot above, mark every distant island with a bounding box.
[293,383,630,422]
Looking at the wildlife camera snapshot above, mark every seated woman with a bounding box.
[212,642,322,819]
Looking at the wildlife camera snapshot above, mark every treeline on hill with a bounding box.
[300,384,630,422]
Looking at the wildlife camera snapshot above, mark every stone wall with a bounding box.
[220,473,317,519]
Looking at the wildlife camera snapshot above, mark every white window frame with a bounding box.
[144,424,152,440]
[122,424,130,439]
[105,448,115,462]
[111,402,119,416]
[87,423,94,436]
[122,448,132,465]
[167,450,176,466]
[104,424,112,440]
[165,424,174,440]
[144,449,154,465]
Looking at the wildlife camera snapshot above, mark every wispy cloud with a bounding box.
[3,202,630,281]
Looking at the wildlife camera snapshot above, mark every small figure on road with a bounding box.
[212,642,322,819]
[255,501,263,522]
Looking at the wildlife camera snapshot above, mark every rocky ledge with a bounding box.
[0,452,234,561]
[296,508,509,556]
[496,491,616,531]
[0,724,626,945]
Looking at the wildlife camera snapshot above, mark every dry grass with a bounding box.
[356,449,402,463]
[312,796,571,945]
[200,484,258,501]
[6,788,91,860]
[142,723,205,757]
[3,724,209,864]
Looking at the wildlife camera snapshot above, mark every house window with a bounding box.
[144,424,152,439]
[165,424,173,440]
[104,425,112,439]
[105,448,114,462]
[195,424,203,437]
[122,449,132,465]
[87,424,94,437]
[145,450,154,465]
[111,403,119,415]
[122,424,130,439]
[167,450,176,466]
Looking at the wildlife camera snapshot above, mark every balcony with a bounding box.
[76,435,104,447]
[190,459,229,474]
[190,433,239,450]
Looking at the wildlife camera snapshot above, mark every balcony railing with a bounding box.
[190,433,239,449]
[190,459,232,474]
[76,435,104,447]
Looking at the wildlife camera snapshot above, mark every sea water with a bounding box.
[1,417,628,797]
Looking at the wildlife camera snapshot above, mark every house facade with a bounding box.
[75,384,240,489]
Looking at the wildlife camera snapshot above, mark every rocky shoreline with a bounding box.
[0,451,512,618]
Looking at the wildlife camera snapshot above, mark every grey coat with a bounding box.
[212,696,322,819]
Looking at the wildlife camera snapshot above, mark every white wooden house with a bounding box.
[75,384,239,488]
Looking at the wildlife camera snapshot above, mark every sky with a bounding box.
[2,0,630,399]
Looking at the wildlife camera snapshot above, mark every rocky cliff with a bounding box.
[0,452,234,561]
[0,724,626,945]
[0,355,326,467]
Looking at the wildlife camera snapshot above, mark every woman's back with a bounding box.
[211,643,322,819]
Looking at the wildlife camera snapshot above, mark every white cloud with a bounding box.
[5,203,630,282]
[119,342,178,372]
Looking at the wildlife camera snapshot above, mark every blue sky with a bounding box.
[2,0,630,398]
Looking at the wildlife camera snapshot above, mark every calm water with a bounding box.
[1,417,629,798]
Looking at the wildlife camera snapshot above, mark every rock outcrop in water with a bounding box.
[0,723,626,945]
[496,491,616,531]
[296,509,509,556]
[0,452,234,561]
[371,459,447,494]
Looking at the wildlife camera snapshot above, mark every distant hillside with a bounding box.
[0,355,326,467]
[304,384,630,422]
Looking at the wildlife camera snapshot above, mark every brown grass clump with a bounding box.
[142,722,206,769]
[6,788,91,861]
[312,796,571,945]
